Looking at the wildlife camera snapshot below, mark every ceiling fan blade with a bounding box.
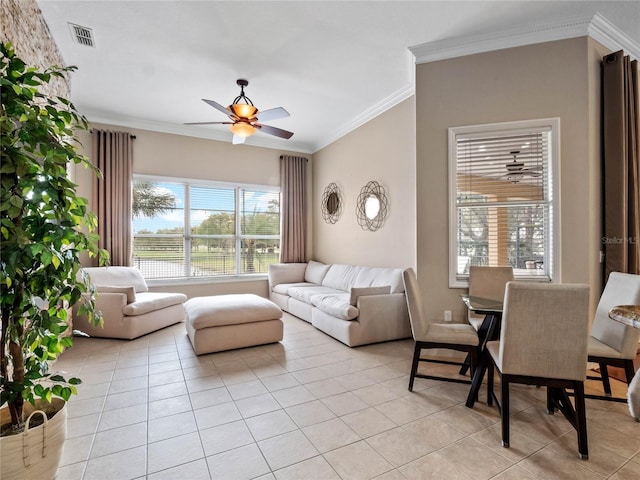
[255,107,290,122]
[184,121,233,125]
[257,124,294,139]
[202,99,232,116]
[232,134,246,145]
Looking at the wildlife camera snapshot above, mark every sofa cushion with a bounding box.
[349,285,391,305]
[272,282,315,295]
[305,261,331,285]
[321,264,361,292]
[268,263,307,286]
[311,293,359,320]
[122,292,187,316]
[355,267,404,294]
[83,266,149,293]
[288,286,342,304]
[97,285,136,304]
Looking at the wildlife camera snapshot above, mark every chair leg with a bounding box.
[408,342,421,392]
[599,363,612,396]
[500,376,510,448]
[459,353,470,376]
[574,382,589,460]
[546,388,556,414]
[487,361,494,406]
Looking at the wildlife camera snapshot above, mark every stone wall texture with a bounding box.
[1,0,69,98]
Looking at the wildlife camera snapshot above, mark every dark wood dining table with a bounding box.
[461,294,504,408]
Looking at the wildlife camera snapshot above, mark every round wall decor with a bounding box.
[356,180,389,231]
[321,182,343,224]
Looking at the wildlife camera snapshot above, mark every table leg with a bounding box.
[465,313,500,408]
[466,350,490,407]
[460,313,494,375]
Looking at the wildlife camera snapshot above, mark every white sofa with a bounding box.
[268,261,411,346]
[73,266,187,339]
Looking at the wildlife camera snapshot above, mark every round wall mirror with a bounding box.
[365,195,380,219]
[327,192,340,215]
[321,183,343,224]
[356,181,389,231]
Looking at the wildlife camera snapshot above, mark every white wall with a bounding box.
[312,97,417,269]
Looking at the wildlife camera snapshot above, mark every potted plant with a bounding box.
[1,42,107,479]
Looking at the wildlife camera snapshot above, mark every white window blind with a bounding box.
[449,120,559,287]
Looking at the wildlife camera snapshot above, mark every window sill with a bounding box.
[146,274,268,288]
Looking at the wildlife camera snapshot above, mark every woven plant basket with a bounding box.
[0,398,67,480]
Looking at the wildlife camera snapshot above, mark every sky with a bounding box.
[132,181,278,234]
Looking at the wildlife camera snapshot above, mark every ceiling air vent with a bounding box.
[68,23,95,47]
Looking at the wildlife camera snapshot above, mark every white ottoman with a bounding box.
[185,294,283,355]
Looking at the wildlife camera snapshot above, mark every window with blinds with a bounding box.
[132,176,280,280]
[448,119,559,287]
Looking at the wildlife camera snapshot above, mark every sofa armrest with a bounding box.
[355,293,411,340]
[72,292,127,337]
[94,292,128,319]
[268,263,307,290]
[349,285,391,305]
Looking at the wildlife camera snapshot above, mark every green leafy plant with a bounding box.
[0,42,107,434]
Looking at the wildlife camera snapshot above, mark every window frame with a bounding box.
[447,118,561,288]
[132,174,280,284]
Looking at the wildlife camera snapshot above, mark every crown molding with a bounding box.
[588,13,640,60]
[81,108,314,154]
[312,12,639,153]
[311,82,414,153]
[311,49,416,153]
[411,13,640,64]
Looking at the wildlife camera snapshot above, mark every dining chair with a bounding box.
[587,272,640,401]
[486,282,591,459]
[402,268,479,391]
[459,265,515,376]
[467,266,514,331]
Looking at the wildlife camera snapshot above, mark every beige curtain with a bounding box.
[91,129,134,266]
[280,155,308,263]
[602,51,640,280]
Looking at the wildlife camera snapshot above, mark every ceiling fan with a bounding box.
[185,79,294,145]
[502,150,542,182]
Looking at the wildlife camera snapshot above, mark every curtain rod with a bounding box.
[279,155,308,161]
[89,129,136,139]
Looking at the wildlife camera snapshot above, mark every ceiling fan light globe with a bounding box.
[230,103,257,118]
[229,122,256,137]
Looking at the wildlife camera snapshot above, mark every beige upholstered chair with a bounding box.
[467,266,514,331]
[486,282,590,459]
[73,266,187,339]
[402,268,479,391]
[587,272,640,401]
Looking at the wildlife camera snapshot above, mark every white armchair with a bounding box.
[73,266,187,339]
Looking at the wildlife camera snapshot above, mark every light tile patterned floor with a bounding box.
[54,313,640,480]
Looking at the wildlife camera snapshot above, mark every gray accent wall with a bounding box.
[415,37,611,323]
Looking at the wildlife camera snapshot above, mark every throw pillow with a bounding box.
[97,285,136,304]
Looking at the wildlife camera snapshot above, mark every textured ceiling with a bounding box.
[37,1,640,153]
